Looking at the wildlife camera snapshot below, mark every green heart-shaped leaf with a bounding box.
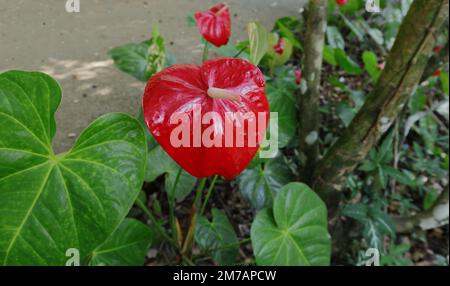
[90,219,153,266]
[194,209,239,266]
[251,183,331,266]
[237,156,294,210]
[0,71,146,265]
[266,82,298,148]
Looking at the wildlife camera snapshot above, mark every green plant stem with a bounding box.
[233,46,247,58]
[200,175,219,216]
[181,177,208,254]
[202,42,210,62]
[135,198,178,250]
[181,256,195,266]
[193,177,208,210]
[168,167,183,246]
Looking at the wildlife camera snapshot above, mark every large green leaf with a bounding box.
[251,183,331,266]
[90,219,152,266]
[248,22,269,66]
[194,209,239,266]
[0,71,147,265]
[266,82,297,148]
[237,156,294,210]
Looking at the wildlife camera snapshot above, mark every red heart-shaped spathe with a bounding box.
[143,58,269,179]
[195,3,231,47]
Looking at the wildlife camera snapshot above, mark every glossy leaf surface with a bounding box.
[0,71,147,265]
[237,156,294,210]
[251,183,331,266]
[194,209,239,265]
[90,219,153,266]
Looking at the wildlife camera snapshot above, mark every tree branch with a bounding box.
[298,0,328,183]
[311,0,449,209]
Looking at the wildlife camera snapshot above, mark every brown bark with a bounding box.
[298,0,328,183]
[311,0,449,209]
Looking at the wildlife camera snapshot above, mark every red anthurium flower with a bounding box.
[295,68,302,85]
[274,38,285,55]
[433,69,442,77]
[195,3,231,47]
[143,58,269,179]
[336,0,348,6]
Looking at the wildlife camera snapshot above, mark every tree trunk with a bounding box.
[312,0,449,209]
[298,0,328,183]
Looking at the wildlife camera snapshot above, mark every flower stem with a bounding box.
[233,46,247,58]
[181,177,208,254]
[168,167,183,247]
[135,197,179,250]
[202,42,210,62]
[193,177,208,209]
[200,175,219,216]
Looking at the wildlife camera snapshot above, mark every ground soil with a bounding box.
[0,0,305,153]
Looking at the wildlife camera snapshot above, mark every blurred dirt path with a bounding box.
[0,0,305,152]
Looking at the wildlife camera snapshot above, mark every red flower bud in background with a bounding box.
[195,3,231,47]
[273,38,285,55]
[433,69,442,77]
[336,0,348,6]
[295,68,302,85]
[378,62,385,70]
[433,46,443,53]
[143,58,269,179]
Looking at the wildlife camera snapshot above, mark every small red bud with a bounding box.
[433,46,443,54]
[336,0,348,6]
[295,69,302,85]
[433,69,442,77]
[273,38,285,55]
